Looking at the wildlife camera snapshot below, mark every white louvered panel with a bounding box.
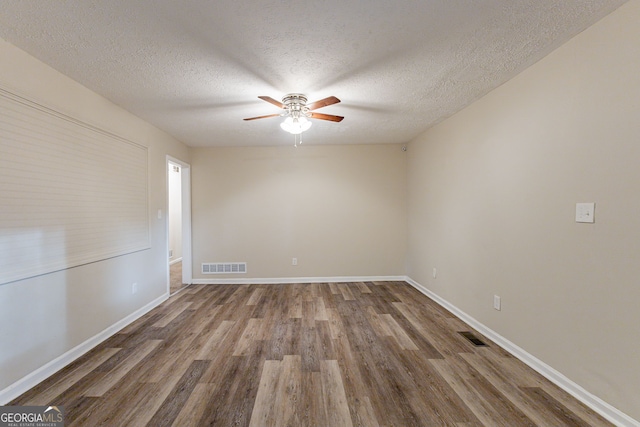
[0,87,149,285]
[201,262,247,274]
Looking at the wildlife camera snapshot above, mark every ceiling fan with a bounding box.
[243,93,344,135]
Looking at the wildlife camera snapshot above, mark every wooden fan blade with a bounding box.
[243,113,281,121]
[258,96,284,109]
[309,112,344,122]
[307,96,341,111]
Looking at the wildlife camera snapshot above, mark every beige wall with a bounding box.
[191,144,407,280]
[407,1,640,420]
[0,39,190,394]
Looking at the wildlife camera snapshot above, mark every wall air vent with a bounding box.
[202,262,247,274]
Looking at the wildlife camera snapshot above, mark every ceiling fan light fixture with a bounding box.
[280,116,312,135]
[244,94,341,143]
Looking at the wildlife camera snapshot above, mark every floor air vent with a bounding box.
[202,262,247,274]
[459,331,487,347]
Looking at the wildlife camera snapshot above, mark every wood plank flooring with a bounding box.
[169,261,188,294]
[11,281,613,426]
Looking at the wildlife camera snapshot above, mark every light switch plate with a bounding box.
[576,203,595,223]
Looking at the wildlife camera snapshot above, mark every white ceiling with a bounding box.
[0,0,626,147]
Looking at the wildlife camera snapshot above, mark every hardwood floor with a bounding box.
[11,281,613,426]
[169,261,188,294]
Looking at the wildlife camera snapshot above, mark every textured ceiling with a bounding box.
[0,0,626,147]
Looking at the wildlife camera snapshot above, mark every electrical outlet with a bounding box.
[292,258,298,266]
[132,282,138,295]
[493,295,501,311]
[432,268,437,279]
[575,202,595,223]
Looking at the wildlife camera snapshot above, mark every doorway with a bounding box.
[167,156,192,295]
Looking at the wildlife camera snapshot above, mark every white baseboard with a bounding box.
[191,275,406,285]
[405,277,639,427]
[0,292,169,405]
[169,257,182,266]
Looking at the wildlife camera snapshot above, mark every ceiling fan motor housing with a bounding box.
[282,93,309,117]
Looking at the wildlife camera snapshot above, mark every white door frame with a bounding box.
[166,155,192,292]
